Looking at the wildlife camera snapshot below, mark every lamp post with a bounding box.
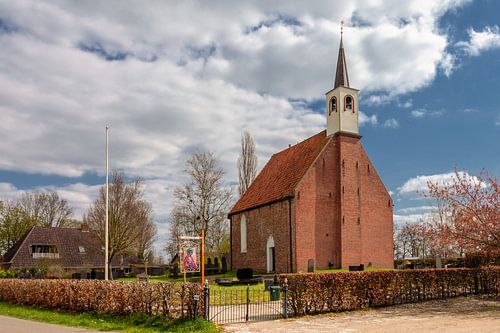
[105,126,109,280]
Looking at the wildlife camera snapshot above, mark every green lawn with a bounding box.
[117,271,238,283]
[0,302,219,333]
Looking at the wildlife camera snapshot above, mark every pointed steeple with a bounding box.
[334,22,350,89]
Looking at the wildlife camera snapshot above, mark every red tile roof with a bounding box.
[230,130,330,215]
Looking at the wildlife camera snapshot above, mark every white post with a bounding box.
[105,126,109,280]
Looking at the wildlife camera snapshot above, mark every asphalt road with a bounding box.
[0,316,118,333]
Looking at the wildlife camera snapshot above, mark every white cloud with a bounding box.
[0,1,470,179]
[398,171,481,198]
[463,108,478,113]
[393,213,428,225]
[456,25,500,56]
[410,108,444,118]
[397,205,435,214]
[399,99,413,108]
[383,118,399,128]
[359,111,378,126]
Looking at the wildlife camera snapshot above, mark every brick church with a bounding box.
[228,31,393,273]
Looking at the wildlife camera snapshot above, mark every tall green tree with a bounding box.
[0,201,36,255]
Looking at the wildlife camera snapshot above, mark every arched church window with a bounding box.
[329,96,337,115]
[345,95,353,112]
[240,215,247,253]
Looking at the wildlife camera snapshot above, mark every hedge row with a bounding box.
[280,267,500,316]
[0,279,202,318]
[465,250,500,268]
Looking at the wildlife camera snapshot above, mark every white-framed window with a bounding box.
[240,215,247,253]
[329,96,337,115]
[345,95,354,112]
[31,244,59,259]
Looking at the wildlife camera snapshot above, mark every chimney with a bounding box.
[81,223,89,232]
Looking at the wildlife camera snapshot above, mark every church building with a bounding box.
[228,31,394,273]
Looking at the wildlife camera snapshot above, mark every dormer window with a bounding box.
[345,95,353,111]
[31,244,59,259]
[329,96,337,115]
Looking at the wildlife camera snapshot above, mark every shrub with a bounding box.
[280,267,500,316]
[0,270,16,279]
[0,279,202,319]
[46,265,65,279]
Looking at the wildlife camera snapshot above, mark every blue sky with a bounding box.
[0,1,499,253]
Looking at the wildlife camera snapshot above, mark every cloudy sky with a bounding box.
[0,0,499,255]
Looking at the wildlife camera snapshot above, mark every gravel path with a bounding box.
[223,296,500,333]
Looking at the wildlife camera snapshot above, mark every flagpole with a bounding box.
[105,126,109,280]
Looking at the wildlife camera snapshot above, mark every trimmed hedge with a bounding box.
[465,250,500,268]
[0,279,202,318]
[281,267,500,316]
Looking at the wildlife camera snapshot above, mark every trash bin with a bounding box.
[269,286,280,301]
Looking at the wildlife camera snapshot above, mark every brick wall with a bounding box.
[295,134,393,271]
[230,199,294,273]
[294,136,341,271]
[338,135,394,268]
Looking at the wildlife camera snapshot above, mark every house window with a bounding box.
[78,246,86,253]
[329,96,337,115]
[240,215,247,253]
[31,245,59,259]
[345,95,353,111]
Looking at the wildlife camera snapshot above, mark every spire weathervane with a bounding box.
[334,21,349,88]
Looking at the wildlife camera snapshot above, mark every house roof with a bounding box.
[2,226,140,269]
[230,130,330,215]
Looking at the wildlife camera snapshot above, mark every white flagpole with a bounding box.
[105,126,109,280]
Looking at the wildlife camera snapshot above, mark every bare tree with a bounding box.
[237,131,257,197]
[18,191,73,227]
[170,150,232,256]
[84,171,155,276]
[137,218,157,265]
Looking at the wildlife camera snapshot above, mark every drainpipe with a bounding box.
[288,197,293,273]
[229,216,233,271]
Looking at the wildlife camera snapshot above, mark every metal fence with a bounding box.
[204,279,290,324]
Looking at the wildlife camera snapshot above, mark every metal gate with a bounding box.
[204,279,290,324]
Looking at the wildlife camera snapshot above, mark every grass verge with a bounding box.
[0,302,219,333]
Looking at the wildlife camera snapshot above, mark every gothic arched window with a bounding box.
[345,95,353,112]
[240,215,247,253]
[329,96,337,115]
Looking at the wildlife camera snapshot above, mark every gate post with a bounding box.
[204,279,210,320]
[246,284,250,322]
[282,278,288,318]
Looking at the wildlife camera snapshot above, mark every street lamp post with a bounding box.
[105,126,109,280]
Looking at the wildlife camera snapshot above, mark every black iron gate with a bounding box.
[204,278,290,324]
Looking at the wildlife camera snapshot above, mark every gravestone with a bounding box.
[221,256,227,274]
[307,259,314,273]
[237,268,253,280]
[436,256,442,269]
